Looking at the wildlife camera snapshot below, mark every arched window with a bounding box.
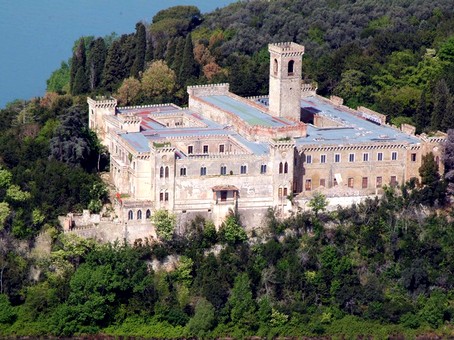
[165,166,169,178]
[128,210,133,220]
[279,162,283,174]
[284,162,288,173]
[146,209,151,219]
[273,59,278,75]
[288,60,294,75]
[159,166,164,178]
[137,210,142,220]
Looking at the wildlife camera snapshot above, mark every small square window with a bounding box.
[320,154,326,163]
[203,145,209,154]
[334,154,341,163]
[377,152,383,161]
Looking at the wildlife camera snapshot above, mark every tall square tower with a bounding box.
[268,42,305,121]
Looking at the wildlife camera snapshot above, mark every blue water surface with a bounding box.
[0,0,235,108]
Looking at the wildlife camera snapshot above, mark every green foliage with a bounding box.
[218,214,247,245]
[308,192,328,216]
[227,273,256,330]
[152,209,176,241]
[46,61,70,93]
[188,298,216,337]
[0,294,16,324]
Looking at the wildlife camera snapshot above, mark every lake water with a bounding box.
[0,0,235,109]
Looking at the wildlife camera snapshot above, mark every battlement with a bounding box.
[118,103,177,110]
[269,42,305,56]
[87,96,117,108]
[187,83,230,97]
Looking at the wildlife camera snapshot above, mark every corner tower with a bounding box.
[268,42,305,120]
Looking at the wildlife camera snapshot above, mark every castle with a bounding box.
[88,42,444,228]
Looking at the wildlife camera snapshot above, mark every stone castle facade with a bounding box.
[88,42,444,229]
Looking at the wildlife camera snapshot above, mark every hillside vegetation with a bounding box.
[0,0,454,338]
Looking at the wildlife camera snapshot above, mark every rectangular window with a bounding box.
[390,176,397,186]
[180,167,186,176]
[376,176,382,188]
[283,187,288,196]
[159,192,164,201]
[278,187,283,197]
[334,178,338,186]
[188,145,193,154]
[348,177,354,188]
[411,153,417,162]
[219,144,225,153]
[220,191,227,202]
[240,165,247,174]
[392,151,398,161]
[320,154,326,163]
[165,192,169,201]
[203,145,209,154]
[220,166,226,175]
[306,155,312,164]
[200,167,207,176]
[377,152,383,161]
[362,177,368,189]
[349,153,355,162]
[363,153,369,162]
[305,179,312,191]
[334,154,341,163]
[320,178,326,187]
[260,164,267,174]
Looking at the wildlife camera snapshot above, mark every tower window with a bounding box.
[288,60,295,75]
[159,166,164,178]
[260,164,267,174]
[273,58,278,75]
[128,210,133,220]
[165,166,169,178]
[279,162,283,174]
[188,145,193,154]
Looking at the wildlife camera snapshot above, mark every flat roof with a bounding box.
[121,133,150,153]
[296,96,421,146]
[201,95,294,127]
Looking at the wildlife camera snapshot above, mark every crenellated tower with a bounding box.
[268,42,305,121]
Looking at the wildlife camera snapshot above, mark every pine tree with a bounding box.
[87,37,106,91]
[145,33,154,63]
[431,79,449,131]
[130,22,147,78]
[179,33,199,84]
[70,38,89,95]
[102,40,123,92]
[441,96,454,131]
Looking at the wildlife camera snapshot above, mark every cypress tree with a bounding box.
[431,79,449,131]
[179,33,199,84]
[130,22,147,78]
[415,89,430,134]
[102,40,123,92]
[87,37,107,91]
[442,97,454,131]
[120,34,136,79]
[172,37,185,80]
[165,38,177,69]
[145,33,154,63]
[70,38,89,95]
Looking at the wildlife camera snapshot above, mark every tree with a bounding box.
[414,89,430,134]
[115,77,142,106]
[227,272,256,330]
[443,129,454,194]
[0,294,15,324]
[308,192,328,217]
[70,38,89,95]
[130,22,147,78]
[431,79,450,131]
[102,40,124,92]
[141,60,176,100]
[188,298,215,337]
[179,33,199,83]
[151,209,176,241]
[419,152,440,186]
[218,214,247,245]
[87,37,107,91]
[47,61,70,93]
[171,37,185,74]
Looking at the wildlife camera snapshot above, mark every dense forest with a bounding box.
[1,0,454,337]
